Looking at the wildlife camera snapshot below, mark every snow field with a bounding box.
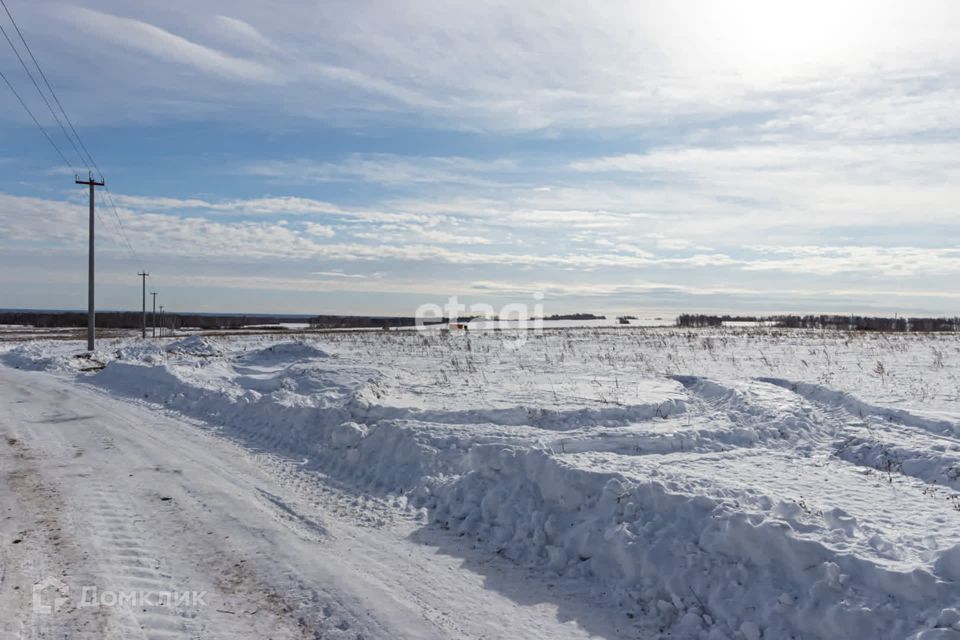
[3,327,960,639]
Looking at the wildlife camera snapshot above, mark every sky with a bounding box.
[0,0,958,317]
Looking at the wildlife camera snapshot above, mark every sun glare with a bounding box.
[700,0,888,78]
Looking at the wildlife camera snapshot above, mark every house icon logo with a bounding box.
[32,577,70,614]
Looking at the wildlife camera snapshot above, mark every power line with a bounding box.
[0,65,75,172]
[0,12,86,171]
[0,0,145,271]
[0,0,98,173]
[101,186,145,271]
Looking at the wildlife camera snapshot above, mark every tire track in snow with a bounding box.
[0,424,113,640]
[0,370,336,640]
[665,375,826,449]
[757,377,960,491]
[73,424,370,640]
[672,374,960,492]
[521,375,821,460]
[758,377,960,437]
[77,477,206,639]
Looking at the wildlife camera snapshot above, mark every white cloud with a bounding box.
[310,270,367,279]
[211,15,277,54]
[67,7,278,83]
[568,141,960,240]
[303,222,335,238]
[23,0,952,133]
[109,194,349,217]
[352,226,493,245]
[744,246,960,277]
[244,154,519,187]
[308,63,443,110]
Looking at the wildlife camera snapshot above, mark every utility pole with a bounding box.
[138,272,149,339]
[76,173,105,351]
[159,305,164,338]
[151,292,157,338]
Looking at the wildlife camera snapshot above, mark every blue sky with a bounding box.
[1,0,959,316]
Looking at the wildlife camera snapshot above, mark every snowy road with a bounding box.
[0,365,628,640]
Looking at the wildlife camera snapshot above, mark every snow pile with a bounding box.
[165,335,224,357]
[235,340,330,363]
[431,446,960,638]
[112,340,167,364]
[1,342,104,373]
[4,329,960,638]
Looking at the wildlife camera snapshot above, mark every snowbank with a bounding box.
[432,446,959,638]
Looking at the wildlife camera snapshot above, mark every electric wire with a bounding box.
[0,65,75,172]
[0,15,87,171]
[0,0,99,173]
[0,0,146,271]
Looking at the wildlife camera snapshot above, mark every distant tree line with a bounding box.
[676,313,960,332]
[7,310,956,333]
[0,310,435,331]
[0,311,303,330]
[0,311,153,329]
[540,313,606,321]
[308,315,431,329]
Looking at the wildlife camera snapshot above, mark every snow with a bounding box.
[0,363,620,639]
[241,322,313,329]
[2,326,960,639]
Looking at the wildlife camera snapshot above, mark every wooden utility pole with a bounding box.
[138,272,149,338]
[151,292,157,338]
[76,174,104,351]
